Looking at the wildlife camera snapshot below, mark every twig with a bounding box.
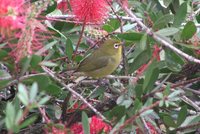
[175,122,200,132]
[46,14,141,22]
[119,3,200,64]
[46,14,200,28]
[183,87,200,96]
[140,117,151,134]
[0,73,135,90]
[194,7,200,16]
[180,95,200,112]
[106,75,136,79]
[113,99,165,133]
[38,107,50,123]
[18,106,30,125]
[60,92,71,123]
[142,77,200,99]
[73,20,86,59]
[0,73,47,90]
[41,66,110,123]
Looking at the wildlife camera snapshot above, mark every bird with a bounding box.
[75,38,122,78]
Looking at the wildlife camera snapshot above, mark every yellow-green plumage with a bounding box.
[76,39,122,78]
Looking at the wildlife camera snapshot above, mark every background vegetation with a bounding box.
[0,0,200,133]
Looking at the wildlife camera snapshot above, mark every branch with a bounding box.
[73,20,86,59]
[119,4,200,64]
[113,98,166,133]
[181,95,200,112]
[175,122,200,132]
[41,66,110,124]
[46,14,141,22]
[142,77,200,99]
[0,73,47,90]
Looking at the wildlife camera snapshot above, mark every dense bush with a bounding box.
[0,0,200,133]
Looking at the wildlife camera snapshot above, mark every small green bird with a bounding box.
[76,39,122,78]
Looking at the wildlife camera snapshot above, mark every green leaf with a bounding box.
[163,84,170,96]
[38,96,50,105]
[143,61,159,92]
[128,49,150,73]
[17,84,29,106]
[165,49,184,72]
[15,110,23,124]
[140,109,154,117]
[103,19,121,32]
[140,34,147,50]
[181,21,197,40]
[155,27,179,37]
[20,56,32,76]
[168,90,183,99]
[122,23,137,32]
[90,87,105,98]
[82,112,90,134]
[23,75,50,90]
[20,115,38,129]
[45,84,62,97]
[108,106,126,121]
[110,116,126,134]
[173,2,187,27]
[117,32,143,41]
[175,42,200,49]
[134,84,143,99]
[0,50,8,60]
[5,103,15,129]
[65,39,74,60]
[117,95,132,108]
[30,55,42,68]
[46,21,68,40]
[0,70,11,79]
[0,42,6,49]
[40,61,58,67]
[0,80,11,89]
[30,82,38,102]
[153,14,174,29]
[132,99,142,114]
[177,105,187,126]
[163,115,177,127]
[158,0,173,8]
[35,41,57,55]
[45,0,57,14]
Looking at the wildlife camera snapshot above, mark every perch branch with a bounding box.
[41,66,110,123]
[119,3,200,64]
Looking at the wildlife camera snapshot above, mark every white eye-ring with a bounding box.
[114,43,119,49]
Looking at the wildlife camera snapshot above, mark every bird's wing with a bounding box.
[76,55,111,72]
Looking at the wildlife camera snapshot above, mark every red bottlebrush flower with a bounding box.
[51,126,67,134]
[146,122,158,134]
[44,124,68,134]
[57,1,69,13]
[70,123,83,134]
[136,64,148,75]
[67,102,87,113]
[70,116,111,134]
[90,116,111,134]
[152,45,160,61]
[0,0,25,37]
[70,0,112,24]
[9,20,48,62]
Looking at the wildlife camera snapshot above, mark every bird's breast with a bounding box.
[84,54,121,78]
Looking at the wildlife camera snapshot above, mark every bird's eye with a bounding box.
[114,43,119,49]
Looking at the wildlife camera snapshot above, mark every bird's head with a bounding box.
[99,39,122,55]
